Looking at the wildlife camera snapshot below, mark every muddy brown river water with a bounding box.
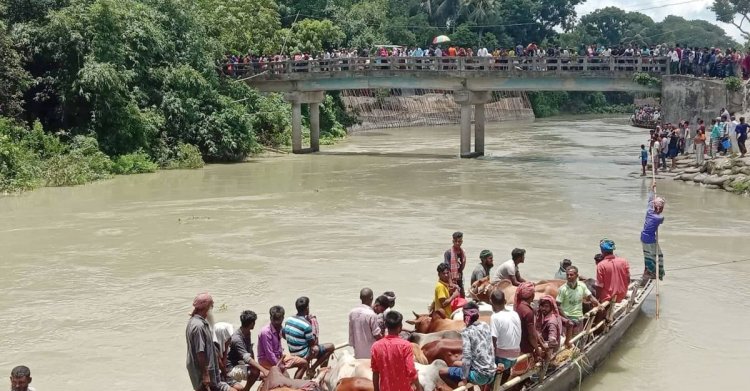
[1,118,748,391]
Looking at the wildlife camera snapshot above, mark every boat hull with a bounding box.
[530,281,654,391]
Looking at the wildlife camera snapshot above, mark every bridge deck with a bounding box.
[235,56,667,92]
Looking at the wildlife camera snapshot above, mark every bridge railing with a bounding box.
[229,56,669,78]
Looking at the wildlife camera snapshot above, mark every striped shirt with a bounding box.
[282,315,315,357]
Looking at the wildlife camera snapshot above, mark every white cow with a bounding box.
[318,350,446,391]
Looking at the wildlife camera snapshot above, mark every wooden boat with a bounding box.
[492,279,655,391]
[631,118,659,129]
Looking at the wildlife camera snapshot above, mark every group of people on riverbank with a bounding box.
[641,109,748,174]
[186,200,666,391]
[632,105,661,125]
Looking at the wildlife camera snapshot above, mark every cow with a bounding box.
[407,330,462,348]
[412,342,429,365]
[335,377,373,391]
[420,339,463,366]
[261,366,321,391]
[406,311,464,334]
[470,278,565,304]
[415,359,450,391]
[317,351,371,391]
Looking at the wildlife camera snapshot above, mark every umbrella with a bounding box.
[433,35,451,44]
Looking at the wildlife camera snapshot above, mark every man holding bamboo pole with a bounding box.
[640,183,665,285]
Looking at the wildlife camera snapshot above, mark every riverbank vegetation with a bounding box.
[0,0,743,192]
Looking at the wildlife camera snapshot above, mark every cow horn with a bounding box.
[412,311,419,318]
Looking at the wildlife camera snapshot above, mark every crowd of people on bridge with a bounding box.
[184,220,666,391]
[640,107,748,174]
[221,42,750,79]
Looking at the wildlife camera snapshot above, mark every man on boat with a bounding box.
[257,306,308,379]
[186,293,229,391]
[434,263,460,318]
[491,248,527,286]
[554,259,572,280]
[470,250,494,285]
[596,240,630,304]
[489,290,521,384]
[515,283,544,371]
[227,310,267,389]
[383,291,396,311]
[374,295,392,337]
[282,297,334,379]
[536,296,562,357]
[9,365,35,391]
[444,231,467,297]
[641,183,665,284]
[556,266,598,348]
[439,302,496,388]
[348,288,382,358]
[371,311,422,391]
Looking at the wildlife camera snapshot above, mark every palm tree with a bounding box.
[460,0,497,26]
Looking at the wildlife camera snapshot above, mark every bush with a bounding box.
[725,76,743,92]
[112,151,158,174]
[164,143,204,169]
[0,118,45,192]
[44,136,113,187]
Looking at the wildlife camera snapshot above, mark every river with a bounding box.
[1,118,748,391]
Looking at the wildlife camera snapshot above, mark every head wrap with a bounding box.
[213,322,234,357]
[599,239,616,253]
[653,197,665,211]
[192,293,213,315]
[383,291,396,306]
[536,295,562,342]
[514,282,536,310]
[479,250,493,260]
[463,307,480,326]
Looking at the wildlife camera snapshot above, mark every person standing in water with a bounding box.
[641,183,666,283]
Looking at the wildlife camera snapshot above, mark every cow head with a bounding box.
[406,312,432,334]
[415,359,448,391]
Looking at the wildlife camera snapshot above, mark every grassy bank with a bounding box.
[529,92,635,118]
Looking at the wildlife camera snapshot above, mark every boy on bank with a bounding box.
[640,144,649,176]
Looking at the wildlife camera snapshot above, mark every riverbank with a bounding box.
[640,154,750,196]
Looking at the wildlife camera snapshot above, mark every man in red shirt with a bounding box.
[596,239,631,304]
[371,311,423,391]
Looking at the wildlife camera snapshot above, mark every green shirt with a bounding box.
[556,283,591,320]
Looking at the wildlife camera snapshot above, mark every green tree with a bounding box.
[0,21,32,118]
[449,23,479,48]
[278,18,345,54]
[197,0,282,54]
[712,0,750,40]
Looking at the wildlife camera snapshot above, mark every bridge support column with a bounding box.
[285,91,325,154]
[454,90,491,158]
[474,104,485,155]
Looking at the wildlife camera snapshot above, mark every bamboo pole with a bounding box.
[650,143,661,319]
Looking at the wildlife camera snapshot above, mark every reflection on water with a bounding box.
[1,117,748,391]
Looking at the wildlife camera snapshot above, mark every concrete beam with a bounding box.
[453,90,492,105]
[284,90,325,104]
[250,73,660,93]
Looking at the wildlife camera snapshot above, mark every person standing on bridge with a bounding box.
[444,231,467,297]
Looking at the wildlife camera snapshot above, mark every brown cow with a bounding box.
[421,339,463,366]
[336,377,374,391]
[406,311,464,334]
[412,342,429,365]
[470,278,564,304]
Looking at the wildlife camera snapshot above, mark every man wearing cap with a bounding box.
[470,250,494,286]
[596,240,630,304]
[187,293,230,391]
[641,183,666,283]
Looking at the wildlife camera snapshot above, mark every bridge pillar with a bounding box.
[284,91,325,154]
[454,90,491,158]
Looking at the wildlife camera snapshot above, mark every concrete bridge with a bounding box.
[238,56,669,157]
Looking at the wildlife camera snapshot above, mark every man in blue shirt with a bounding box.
[641,183,665,284]
[282,297,334,379]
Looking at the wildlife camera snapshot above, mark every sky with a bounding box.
[575,0,747,42]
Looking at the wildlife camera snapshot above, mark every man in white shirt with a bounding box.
[489,290,521,383]
[728,116,740,155]
[348,288,382,359]
[491,248,526,286]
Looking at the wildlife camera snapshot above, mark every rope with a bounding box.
[666,257,750,272]
[650,143,661,319]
